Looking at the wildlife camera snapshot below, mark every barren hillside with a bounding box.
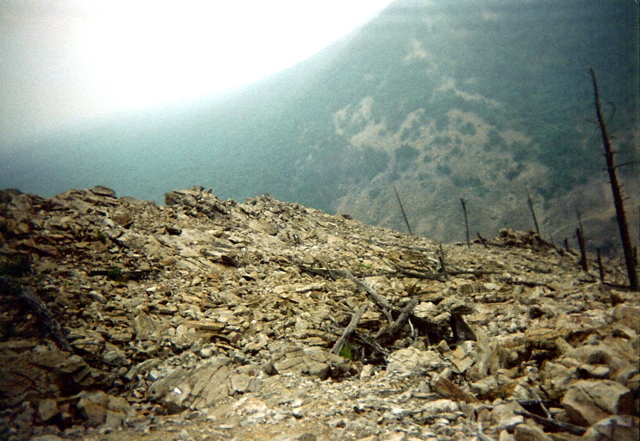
[0,186,638,440]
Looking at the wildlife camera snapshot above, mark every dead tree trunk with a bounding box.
[461,198,470,248]
[576,228,589,272]
[393,186,413,236]
[597,249,605,284]
[589,68,638,290]
[527,189,540,235]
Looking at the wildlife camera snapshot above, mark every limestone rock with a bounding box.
[513,422,553,441]
[147,356,261,412]
[562,380,635,426]
[0,186,638,439]
[386,347,447,378]
[581,416,640,441]
[76,390,134,428]
[269,342,350,380]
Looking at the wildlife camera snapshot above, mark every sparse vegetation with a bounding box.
[106,266,124,282]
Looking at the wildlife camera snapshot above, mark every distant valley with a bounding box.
[2,0,638,251]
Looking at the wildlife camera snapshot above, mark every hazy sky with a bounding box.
[1,0,395,144]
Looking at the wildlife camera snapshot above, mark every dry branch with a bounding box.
[344,270,396,313]
[515,410,586,436]
[376,298,419,339]
[576,227,589,272]
[331,304,367,355]
[597,249,605,283]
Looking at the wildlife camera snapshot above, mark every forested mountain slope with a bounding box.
[3,0,637,249]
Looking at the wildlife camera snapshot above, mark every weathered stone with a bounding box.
[269,342,349,380]
[581,415,640,441]
[450,340,476,373]
[562,380,635,426]
[76,390,133,428]
[36,398,59,423]
[386,347,447,378]
[89,186,117,198]
[431,375,479,403]
[513,422,553,441]
[1,186,638,439]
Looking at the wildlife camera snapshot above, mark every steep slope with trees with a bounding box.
[2,0,637,249]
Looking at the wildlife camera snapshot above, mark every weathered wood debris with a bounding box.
[0,186,638,441]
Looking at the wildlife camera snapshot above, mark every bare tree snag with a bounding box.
[597,249,605,283]
[461,198,470,248]
[331,304,367,355]
[576,227,589,272]
[393,186,413,236]
[527,189,541,235]
[438,243,447,273]
[476,232,488,248]
[590,68,638,290]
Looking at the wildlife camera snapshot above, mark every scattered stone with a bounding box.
[76,390,134,428]
[581,415,640,441]
[0,186,637,440]
[562,380,634,426]
[386,347,447,378]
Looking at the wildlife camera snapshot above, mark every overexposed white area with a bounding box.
[0,0,394,144]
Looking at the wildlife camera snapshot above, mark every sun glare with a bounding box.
[80,1,392,110]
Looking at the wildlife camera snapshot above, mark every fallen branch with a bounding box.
[331,304,367,355]
[353,332,390,357]
[394,265,498,279]
[343,270,396,313]
[515,410,586,436]
[476,232,489,248]
[376,298,419,339]
[297,264,392,280]
[392,266,448,280]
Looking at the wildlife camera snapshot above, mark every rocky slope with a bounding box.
[0,186,638,441]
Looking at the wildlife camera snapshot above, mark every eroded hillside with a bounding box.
[0,186,638,440]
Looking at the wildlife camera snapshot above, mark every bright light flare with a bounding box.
[81,1,392,109]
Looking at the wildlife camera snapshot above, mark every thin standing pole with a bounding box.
[393,186,413,236]
[527,189,540,235]
[461,198,470,248]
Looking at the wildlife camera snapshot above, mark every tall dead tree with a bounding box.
[460,198,470,248]
[574,202,588,272]
[393,186,413,236]
[526,189,540,235]
[589,68,638,290]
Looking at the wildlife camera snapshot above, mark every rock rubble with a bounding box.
[0,185,638,440]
